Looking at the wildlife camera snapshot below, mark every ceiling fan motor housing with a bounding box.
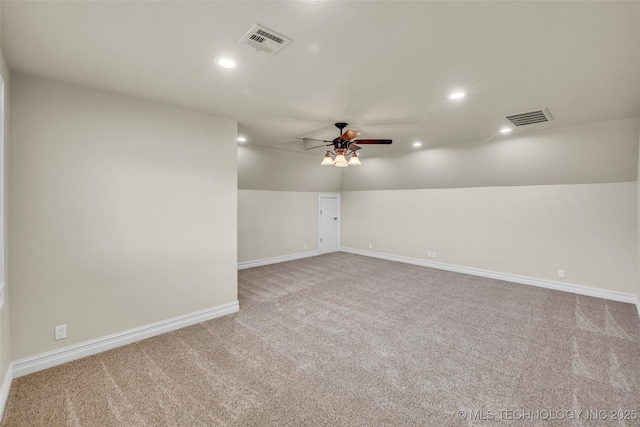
[333,123,352,150]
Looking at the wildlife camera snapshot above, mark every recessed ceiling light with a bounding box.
[237,136,247,142]
[448,92,466,100]
[413,142,422,147]
[216,58,238,69]
[499,128,512,134]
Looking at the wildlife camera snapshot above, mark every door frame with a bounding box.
[317,192,341,254]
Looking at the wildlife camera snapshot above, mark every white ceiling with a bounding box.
[3,1,640,157]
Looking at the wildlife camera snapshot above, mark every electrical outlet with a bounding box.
[304,243,307,249]
[558,270,565,279]
[368,243,373,249]
[427,251,433,258]
[55,324,67,341]
[432,252,437,258]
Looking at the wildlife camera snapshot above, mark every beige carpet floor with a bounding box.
[3,253,640,426]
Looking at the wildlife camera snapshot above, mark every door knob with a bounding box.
[334,217,338,220]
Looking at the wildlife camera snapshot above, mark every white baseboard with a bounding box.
[238,250,320,270]
[341,247,639,305]
[0,363,13,421]
[12,300,239,379]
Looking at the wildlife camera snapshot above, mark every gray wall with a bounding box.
[238,190,319,263]
[0,0,12,389]
[339,118,639,296]
[342,183,637,294]
[9,74,238,360]
[238,144,341,263]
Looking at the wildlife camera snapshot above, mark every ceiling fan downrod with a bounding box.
[335,122,348,136]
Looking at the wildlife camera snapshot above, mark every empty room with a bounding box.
[0,1,639,425]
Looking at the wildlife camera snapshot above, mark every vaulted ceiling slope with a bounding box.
[2,1,640,156]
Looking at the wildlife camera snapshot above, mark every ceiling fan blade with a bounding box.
[341,129,361,141]
[295,137,332,143]
[305,143,332,150]
[348,143,362,151]
[352,139,392,144]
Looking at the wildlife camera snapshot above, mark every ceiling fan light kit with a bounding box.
[299,122,392,168]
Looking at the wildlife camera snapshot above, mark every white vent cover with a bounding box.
[240,24,292,56]
[504,107,554,127]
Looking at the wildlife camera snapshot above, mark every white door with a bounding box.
[319,195,339,253]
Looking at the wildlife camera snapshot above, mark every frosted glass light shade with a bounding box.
[321,154,335,165]
[348,155,361,165]
[334,154,348,167]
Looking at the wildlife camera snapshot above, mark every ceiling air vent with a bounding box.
[504,107,554,127]
[240,24,292,56]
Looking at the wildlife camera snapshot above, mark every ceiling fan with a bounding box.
[297,122,392,167]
